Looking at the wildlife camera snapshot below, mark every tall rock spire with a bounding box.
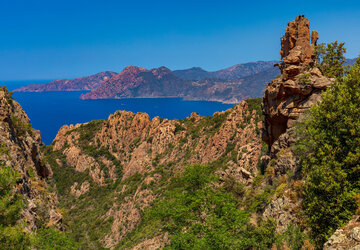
[262,15,333,172]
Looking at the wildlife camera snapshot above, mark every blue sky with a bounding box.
[1,0,360,80]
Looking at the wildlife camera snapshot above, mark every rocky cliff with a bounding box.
[0,87,62,231]
[13,71,117,92]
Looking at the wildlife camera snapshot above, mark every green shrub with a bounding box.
[296,60,360,246]
[298,73,312,85]
[11,114,32,137]
[0,166,23,226]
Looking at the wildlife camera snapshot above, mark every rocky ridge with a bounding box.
[48,99,264,248]
[0,87,62,230]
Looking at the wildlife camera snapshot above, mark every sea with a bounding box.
[4,80,234,145]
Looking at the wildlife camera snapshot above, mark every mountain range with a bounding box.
[14,61,280,103]
[173,60,278,80]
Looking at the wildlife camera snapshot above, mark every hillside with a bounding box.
[13,71,117,92]
[44,98,271,249]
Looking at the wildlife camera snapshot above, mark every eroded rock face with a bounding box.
[0,88,62,230]
[324,216,360,250]
[262,15,333,158]
[280,15,318,66]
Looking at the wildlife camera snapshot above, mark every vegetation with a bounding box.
[0,165,29,249]
[0,165,78,249]
[11,114,33,137]
[1,86,14,104]
[296,58,360,246]
[118,164,278,249]
[45,150,118,248]
[298,73,312,86]
[182,111,229,139]
[315,41,347,79]
[245,98,263,124]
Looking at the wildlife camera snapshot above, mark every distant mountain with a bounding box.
[345,58,357,66]
[13,71,117,92]
[173,61,278,80]
[81,65,280,103]
[80,66,190,100]
[13,60,280,103]
[172,67,210,80]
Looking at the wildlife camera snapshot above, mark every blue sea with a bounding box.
[5,80,234,145]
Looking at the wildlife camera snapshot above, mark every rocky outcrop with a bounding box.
[324,216,360,250]
[131,233,170,250]
[262,15,333,161]
[13,71,117,92]
[0,87,62,230]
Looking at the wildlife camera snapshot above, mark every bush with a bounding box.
[11,114,33,137]
[296,60,360,246]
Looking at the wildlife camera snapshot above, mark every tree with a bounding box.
[296,59,360,246]
[315,41,347,79]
